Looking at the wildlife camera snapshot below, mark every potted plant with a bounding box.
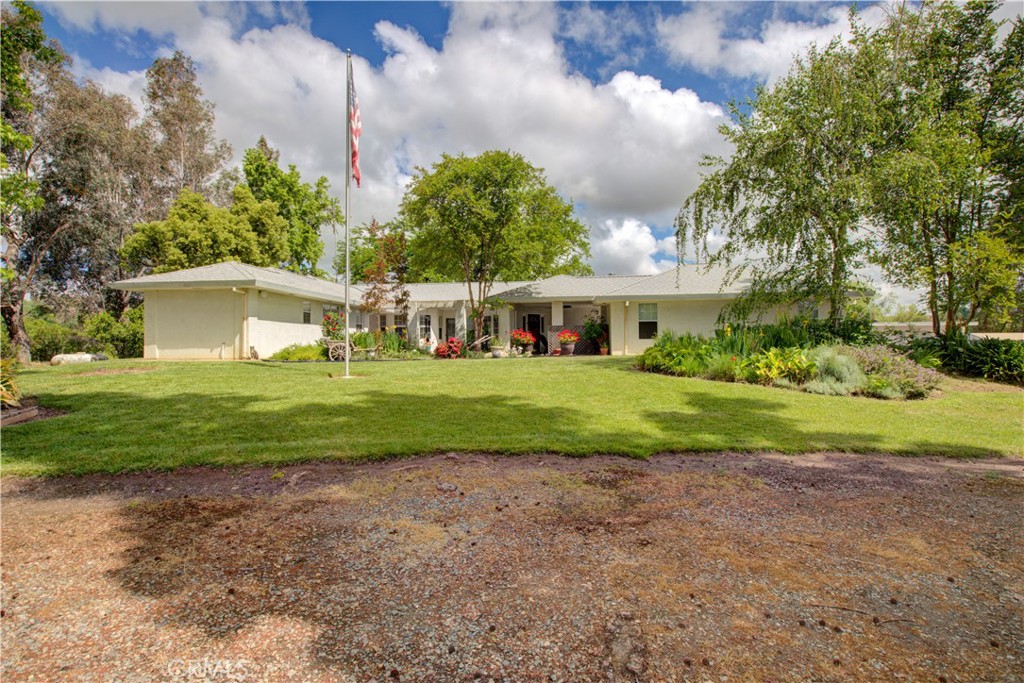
[491,335,508,358]
[599,334,610,356]
[557,329,580,356]
[510,328,536,355]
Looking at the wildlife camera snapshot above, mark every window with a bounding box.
[638,303,658,339]
[394,313,408,337]
[445,318,456,339]
[418,314,432,341]
[303,302,312,325]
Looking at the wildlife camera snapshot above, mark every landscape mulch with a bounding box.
[2,452,1021,682]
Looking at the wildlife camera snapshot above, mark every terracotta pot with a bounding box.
[599,347,609,356]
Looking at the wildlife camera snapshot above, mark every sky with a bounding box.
[34,1,1022,300]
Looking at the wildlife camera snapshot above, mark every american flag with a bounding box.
[348,58,362,188]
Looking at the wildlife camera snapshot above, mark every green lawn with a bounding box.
[3,357,1022,476]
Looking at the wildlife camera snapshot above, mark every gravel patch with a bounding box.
[2,452,1022,682]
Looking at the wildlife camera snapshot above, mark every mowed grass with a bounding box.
[3,356,1022,476]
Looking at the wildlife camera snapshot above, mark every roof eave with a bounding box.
[594,292,742,302]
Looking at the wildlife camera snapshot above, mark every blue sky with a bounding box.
[32,1,1021,291]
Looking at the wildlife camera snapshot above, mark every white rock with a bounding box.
[50,353,103,365]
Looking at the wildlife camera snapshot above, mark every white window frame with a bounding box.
[638,303,658,339]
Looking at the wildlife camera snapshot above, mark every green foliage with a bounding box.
[1,0,63,216]
[913,332,1024,385]
[380,330,406,354]
[704,352,742,382]
[865,2,1022,334]
[678,29,878,326]
[402,149,591,339]
[351,331,376,349]
[747,347,817,385]
[243,138,342,275]
[24,314,77,361]
[122,189,289,273]
[840,345,941,399]
[268,343,327,361]
[0,319,15,361]
[144,51,231,196]
[81,307,144,358]
[805,346,867,396]
[0,357,21,407]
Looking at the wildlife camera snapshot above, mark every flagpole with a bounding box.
[344,50,352,379]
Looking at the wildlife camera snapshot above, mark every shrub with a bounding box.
[747,347,816,385]
[841,345,940,399]
[915,333,1023,385]
[351,331,376,349]
[82,308,145,358]
[435,337,465,359]
[705,352,741,382]
[269,343,327,361]
[0,320,15,361]
[380,330,406,354]
[807,346,867,393]
[1,358,21,407]
[805,377,856,396]
[25,315,78,361]
[964,337,1024,385]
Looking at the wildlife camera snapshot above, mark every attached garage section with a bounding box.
[144,289,244,359]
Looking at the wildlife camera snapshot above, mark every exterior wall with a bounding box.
[144,289,244,359]
[562,304,600,327]
[248,291,325,358]
[608,299,735,356]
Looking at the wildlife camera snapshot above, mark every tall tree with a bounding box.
[243,137,342,275]
[121,187,288,274]
[1,0,64,361]
[401,150,591,341]
[145,51,231,206]
[678,23,881,327]
[869,0,1023,333]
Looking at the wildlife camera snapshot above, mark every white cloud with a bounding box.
[55,2,735,276]
[591,219,678,276]
[656,3,891,83]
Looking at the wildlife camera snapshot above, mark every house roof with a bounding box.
[112,262,746,308]
[594,265,747,301]
[112,261,363,304]
[404,280,533,306]
[499,274,650,302]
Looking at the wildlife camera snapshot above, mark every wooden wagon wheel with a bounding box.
[328,342,346,362]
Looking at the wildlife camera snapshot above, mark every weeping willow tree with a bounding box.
[677,17,884,328]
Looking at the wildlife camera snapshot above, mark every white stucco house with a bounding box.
[113,260,766,360]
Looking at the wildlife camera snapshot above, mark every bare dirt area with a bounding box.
[2,453,1022,683]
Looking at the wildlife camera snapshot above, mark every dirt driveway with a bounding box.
[2,452,1022,682]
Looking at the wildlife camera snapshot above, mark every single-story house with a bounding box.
[113,261,790,360]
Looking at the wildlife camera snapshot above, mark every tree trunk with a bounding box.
[1,297,32,364]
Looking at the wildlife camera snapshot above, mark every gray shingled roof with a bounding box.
[404,281,532,305]
[499,274,650,302]
[594,265,747,300]
[113,261,363,304]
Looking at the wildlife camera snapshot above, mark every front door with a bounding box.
[526,313,546,354]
